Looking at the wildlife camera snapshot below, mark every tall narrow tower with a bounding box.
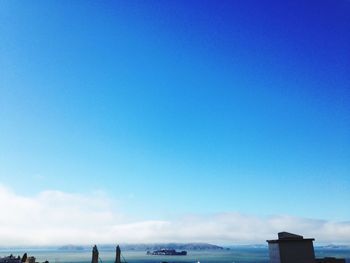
[91,245,99,263]
[115,245,121,263]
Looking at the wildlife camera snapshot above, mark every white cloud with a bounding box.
[0,184,349,246]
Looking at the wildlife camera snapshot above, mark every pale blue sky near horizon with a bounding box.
[1,0,349,222]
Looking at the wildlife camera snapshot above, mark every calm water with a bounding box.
[1,249,350,263]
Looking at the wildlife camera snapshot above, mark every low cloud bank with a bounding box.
[0,185,349,246]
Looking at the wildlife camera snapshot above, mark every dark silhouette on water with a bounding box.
[147,249,187,256]
[91,245,126,263]
[91,245,99,263]
[115,245,121,263]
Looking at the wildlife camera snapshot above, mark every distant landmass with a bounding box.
[58,245,85,251]
[147,249,187,255]
[227,244,268,249]
[3,243,349,253]
[58,243,224,251]
[315,245,350,250]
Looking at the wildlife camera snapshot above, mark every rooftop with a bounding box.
[267,232,315,243]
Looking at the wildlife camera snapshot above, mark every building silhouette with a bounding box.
[267,232,345,263]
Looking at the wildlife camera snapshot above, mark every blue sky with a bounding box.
[0,0,350,244]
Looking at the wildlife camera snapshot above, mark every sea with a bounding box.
[1,248,350,263]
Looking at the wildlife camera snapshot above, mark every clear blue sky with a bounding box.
[1,0,349,221]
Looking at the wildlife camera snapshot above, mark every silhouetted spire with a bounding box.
[115,245,121,263]
[21,253,27,262]
[91,245,99,263]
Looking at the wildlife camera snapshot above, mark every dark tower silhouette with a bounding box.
[115,245,121,263]
[91,245,99,263]
[21,253,27,262]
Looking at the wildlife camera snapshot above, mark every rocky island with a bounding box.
[147,249,187,256]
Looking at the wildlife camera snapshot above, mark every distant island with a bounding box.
[58,243,224,251]
[147,249,187,256]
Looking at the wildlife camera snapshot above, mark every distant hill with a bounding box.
[227,244,267,249]
[315,245,350,250]
[123,243,224,251]
[58,243,224,251]
[58,245,85,251]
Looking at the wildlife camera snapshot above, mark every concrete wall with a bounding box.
[279,241,315,263]
[268,243,281,263]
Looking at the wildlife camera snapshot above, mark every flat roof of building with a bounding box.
[267,238,315,243]
[266,232,315,243]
